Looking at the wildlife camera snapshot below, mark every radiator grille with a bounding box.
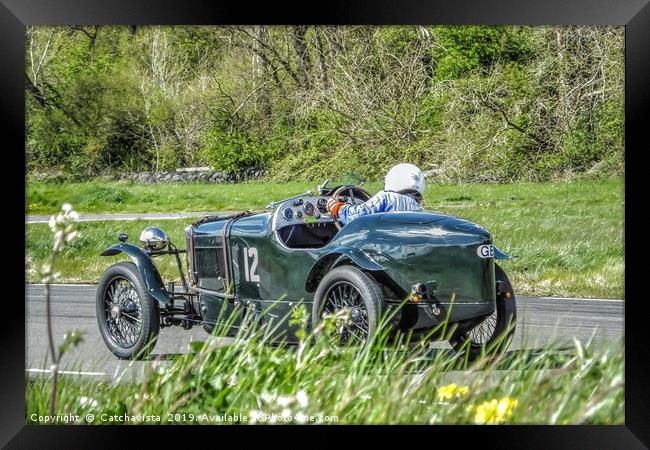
[194,247,223,279]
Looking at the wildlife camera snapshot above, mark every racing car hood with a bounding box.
[378,211,446,224]
[333,210,492,245]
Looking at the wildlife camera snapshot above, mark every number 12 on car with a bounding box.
[242,247,260,282]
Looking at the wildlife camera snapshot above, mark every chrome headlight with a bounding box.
[139,226,169,251]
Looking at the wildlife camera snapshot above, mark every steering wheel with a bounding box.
[329,185,373,230]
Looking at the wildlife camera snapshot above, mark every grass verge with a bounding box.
[26,178,623,298]
[26,306,624,425]
[26,180,317,214]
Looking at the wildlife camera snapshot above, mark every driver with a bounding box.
[327,163,425,225]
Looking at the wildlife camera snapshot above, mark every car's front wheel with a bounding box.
[450,263,517,362]
[312,266,384,346]
[96,261,160,359]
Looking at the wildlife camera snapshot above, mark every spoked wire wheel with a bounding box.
[321,281,370,345]
[449,263,517,363]
[467,309,498,346]
[102,276,143,348]
[96,262,159,359]
[313,266,384,348]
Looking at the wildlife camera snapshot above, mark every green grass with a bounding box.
[26,180,319,214]
[25,178,624,298]
[25,307,624,425]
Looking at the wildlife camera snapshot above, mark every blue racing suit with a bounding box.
[338,190,422,225]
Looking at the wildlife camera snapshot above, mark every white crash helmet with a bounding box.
[384,163,425,195]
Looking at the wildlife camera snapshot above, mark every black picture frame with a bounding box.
[4,0,648,447]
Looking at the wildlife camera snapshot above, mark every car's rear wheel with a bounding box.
[312,266,384,346]
[96,262,160,359]
[450,263,516,362]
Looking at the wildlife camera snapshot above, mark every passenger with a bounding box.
[327,163,425,225]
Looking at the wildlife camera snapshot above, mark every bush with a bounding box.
[432,26,532,79]
[202,129,270,173]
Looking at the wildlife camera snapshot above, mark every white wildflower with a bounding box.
[296,390,308,408]
[62,203,72,213]
[248,410,264,424]
[79,396,98,408]
[260,390,275,404]
[277,395,293,407]
[65,231,78,242]
[41,263,52,275]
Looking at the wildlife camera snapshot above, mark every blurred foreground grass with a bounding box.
[26,305,624,425]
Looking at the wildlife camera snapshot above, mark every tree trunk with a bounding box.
[314,28,329,88]
[253,26,273,122]
[291,26,312,89]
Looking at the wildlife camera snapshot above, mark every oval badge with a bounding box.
[477,244,494,258]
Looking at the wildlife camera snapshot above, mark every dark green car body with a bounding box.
[186,208,506,340]
[102,189,510,343]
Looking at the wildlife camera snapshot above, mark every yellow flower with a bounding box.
[436,383,470,401]
[467,397,518,424]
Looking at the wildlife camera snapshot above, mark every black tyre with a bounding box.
[312,266,384,345]
[450,263,517,362]
[96,261,160,359]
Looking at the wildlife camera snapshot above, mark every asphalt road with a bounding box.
[25,284,624,380]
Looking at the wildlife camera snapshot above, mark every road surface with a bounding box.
[25,284,624,380]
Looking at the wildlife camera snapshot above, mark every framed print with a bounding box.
[3,0,648,446]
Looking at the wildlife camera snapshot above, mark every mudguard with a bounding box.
[330,247,384,271]
[493,246,512,259]
[305,246,385,292]
[100,243,171,304]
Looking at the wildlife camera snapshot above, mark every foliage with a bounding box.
[432,26,534,79]
[25,25,624,182]
[202,128,270,173]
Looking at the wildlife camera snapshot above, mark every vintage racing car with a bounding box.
[96,179,517,360]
